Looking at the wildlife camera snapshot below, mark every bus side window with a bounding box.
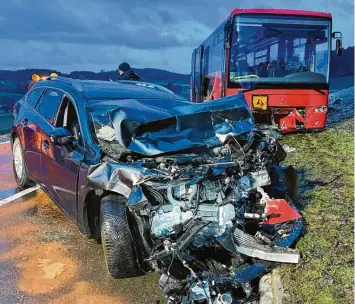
[203,46,210,75]
[211,34,224,72]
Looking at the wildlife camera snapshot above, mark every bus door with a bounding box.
[192,45,204,102]
[191,49,196,101]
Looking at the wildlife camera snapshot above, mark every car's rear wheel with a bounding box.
[12,137,31,188]
[100,194,141,278]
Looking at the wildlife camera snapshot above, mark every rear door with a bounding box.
[22,88,45,181]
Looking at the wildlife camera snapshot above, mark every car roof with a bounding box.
[34,77,186,101]
[81,80,184,100]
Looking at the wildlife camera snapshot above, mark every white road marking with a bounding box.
[0,185,40,207]
[0,140,10,145]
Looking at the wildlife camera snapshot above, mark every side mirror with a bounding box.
[48,127,74,145]
[332,32,343,56]
[336,39,342,56]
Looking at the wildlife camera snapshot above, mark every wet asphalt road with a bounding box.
[0,142,164,304]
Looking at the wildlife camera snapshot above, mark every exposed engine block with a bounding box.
[150,169,271,238]
[122,131,302,303]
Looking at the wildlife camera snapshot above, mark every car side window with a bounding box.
[26,88,44,108]
[37,89,64,125]
[56,97,84,147]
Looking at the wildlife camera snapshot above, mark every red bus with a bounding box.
[191,8,343,133]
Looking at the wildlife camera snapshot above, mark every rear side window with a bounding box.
[26,88,44,108]
[37,89,64,125]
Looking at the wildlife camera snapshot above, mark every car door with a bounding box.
[39,92,84,221]
[22,88,45,181]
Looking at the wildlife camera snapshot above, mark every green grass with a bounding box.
[279,120,354,304]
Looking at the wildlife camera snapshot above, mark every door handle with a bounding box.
[43,139,50,150]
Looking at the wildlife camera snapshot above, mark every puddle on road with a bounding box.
[0,188,20,200]
[0,190,163,304]
[0,153,12,167]
[0,260,25,304]
[0,239,10,254]
[48,281,124,304]
[0,141,25,201]
[16,242,77,296]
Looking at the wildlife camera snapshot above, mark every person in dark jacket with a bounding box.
[117,62,140,81]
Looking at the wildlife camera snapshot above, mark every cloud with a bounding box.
[0,0,210,49]
[0,38,192,74]
[0,0,353,73]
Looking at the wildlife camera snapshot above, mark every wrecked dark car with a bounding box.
[11,76,303,303]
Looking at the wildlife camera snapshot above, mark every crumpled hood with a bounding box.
[89,93,255,156]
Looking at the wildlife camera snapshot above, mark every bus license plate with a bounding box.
[252,95,268,110]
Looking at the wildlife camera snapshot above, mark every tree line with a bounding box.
[330,46,354,77]
[0,46,353,97]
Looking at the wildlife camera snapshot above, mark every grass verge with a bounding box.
[279,120,354,304]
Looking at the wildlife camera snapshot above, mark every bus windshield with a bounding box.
[229,14,331,88]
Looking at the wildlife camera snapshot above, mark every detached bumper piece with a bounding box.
[233,227,300,264]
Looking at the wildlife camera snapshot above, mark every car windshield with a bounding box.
[229,14,331,88]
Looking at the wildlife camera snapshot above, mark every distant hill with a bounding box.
[0,46,353,95]
[0,68,190,84]
[330,46,354,78]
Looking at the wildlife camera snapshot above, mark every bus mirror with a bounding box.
[224,22,232,50]
[336,39,342,56]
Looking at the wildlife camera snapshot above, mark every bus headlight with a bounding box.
[314,106,328,113]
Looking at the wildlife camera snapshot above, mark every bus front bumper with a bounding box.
[253,106,328,133]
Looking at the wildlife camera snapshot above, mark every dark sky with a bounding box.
[0,0,353,73]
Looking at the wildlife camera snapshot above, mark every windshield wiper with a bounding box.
[238,83,282,93]
[239,87,260,94]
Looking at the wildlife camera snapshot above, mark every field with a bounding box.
[279,120,354,303]
[0,92,23,99]
[330,75,354,91]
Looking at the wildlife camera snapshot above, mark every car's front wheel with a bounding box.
[100,194,141,278]
[12,137,32,188]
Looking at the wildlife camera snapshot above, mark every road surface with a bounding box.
[0,142,164,304]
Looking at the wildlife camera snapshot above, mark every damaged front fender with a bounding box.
[85,94,303,303]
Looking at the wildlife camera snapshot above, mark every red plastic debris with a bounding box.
[264,199,302,225]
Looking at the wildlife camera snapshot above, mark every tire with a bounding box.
[100,194,141,278]
[12,137,32,188]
